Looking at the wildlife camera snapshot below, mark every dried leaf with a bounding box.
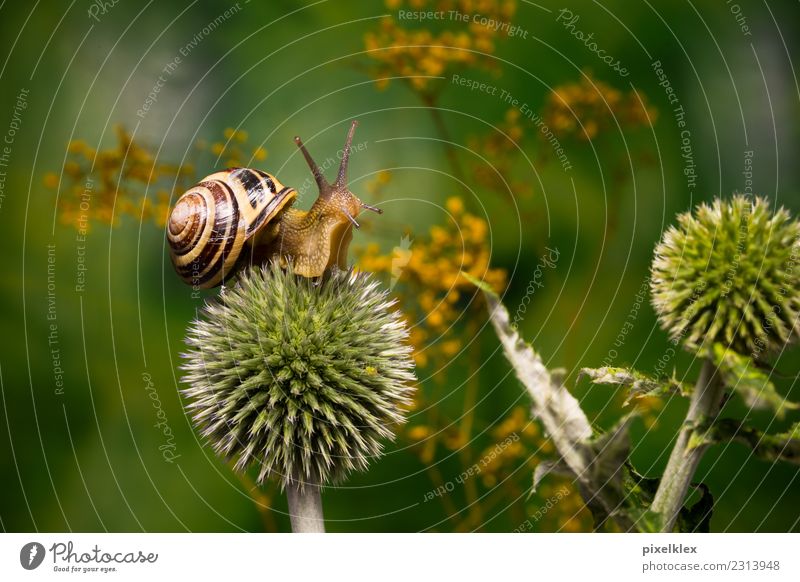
[465,273,592,475]
[467,274,639,530]
[531,460,571,496]
[581,416,636,529]
[580,366,691,405]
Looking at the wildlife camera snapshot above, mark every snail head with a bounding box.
[294,120,382,229]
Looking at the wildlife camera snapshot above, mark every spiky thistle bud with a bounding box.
[181,262,416,488]
[650,195,800,357]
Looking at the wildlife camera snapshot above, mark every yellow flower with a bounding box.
[542,74,658,141]
[64,161,81,177]
[67,140,90,155]
[43,172,59,189]
[50,123,272,229]
[445,196,463,215]
[408,425,431,441]
[441,339,461,357]
[356,195,506,367]
[363,0,516,95]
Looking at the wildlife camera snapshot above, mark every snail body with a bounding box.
[167,121,380,288]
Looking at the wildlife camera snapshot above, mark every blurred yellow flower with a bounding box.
[357,195,505,367]
[408,425,432,441]
[43,172,59,189]
[543,74,657,141]
[356,191,586,531]
[364,0,516,96]
[467,107,533,199]
[48,125,268,229]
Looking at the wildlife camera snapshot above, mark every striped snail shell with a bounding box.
[167,168,297,288]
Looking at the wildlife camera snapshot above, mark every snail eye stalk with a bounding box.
[336,120,358,188]
[361,203,383,214]
[343,209,360,229]
[294,135,328,193]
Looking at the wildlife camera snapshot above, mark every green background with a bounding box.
[1,0,798,532]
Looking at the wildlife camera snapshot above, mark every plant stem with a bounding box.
[286,474,325,533]
[420,93,467,188]
[460,320,483,529]
[651,358,725,531]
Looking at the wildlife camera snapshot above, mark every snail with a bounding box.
[167,120,381,288]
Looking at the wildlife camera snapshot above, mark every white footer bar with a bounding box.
[1,533,797,580]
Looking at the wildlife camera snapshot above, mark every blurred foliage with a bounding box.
[45,126,188,228]
[543,76,657,141]
[364,0,514,94]
[45,126,268,229]
[358,195,506,367]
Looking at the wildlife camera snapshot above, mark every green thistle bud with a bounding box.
[650,195,800,357]
[181,262,416,488]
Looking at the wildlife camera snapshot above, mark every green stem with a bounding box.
[286,473,325,533]
[650,359,725,531]
[421,94,467,187]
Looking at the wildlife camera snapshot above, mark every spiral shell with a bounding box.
[167,168,296,288]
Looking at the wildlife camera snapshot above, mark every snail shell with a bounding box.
[167,168,296,288]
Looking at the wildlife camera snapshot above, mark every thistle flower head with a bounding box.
[181,262,416,488]
[650,195,800,357]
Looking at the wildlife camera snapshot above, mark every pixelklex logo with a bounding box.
[19,542,45,570]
